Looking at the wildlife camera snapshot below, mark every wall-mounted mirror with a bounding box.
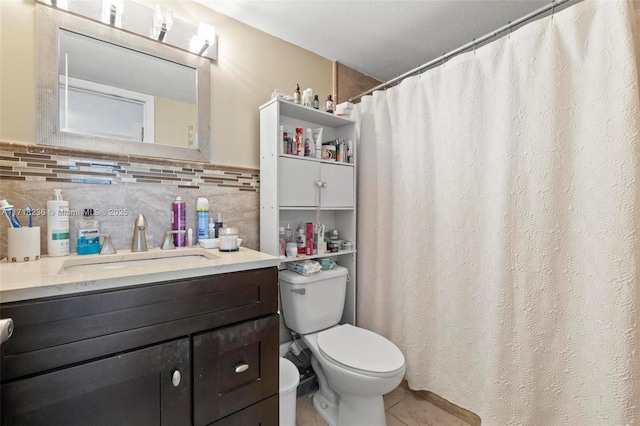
[37,4,211,162]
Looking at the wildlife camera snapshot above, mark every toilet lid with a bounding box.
[317,324,405,375]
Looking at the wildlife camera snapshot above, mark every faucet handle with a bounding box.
[161,230,185,250]
[95,233,117,255]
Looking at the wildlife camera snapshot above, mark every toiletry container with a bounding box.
[325,95,334,113]
[305,222,314,256]
[279,357,300,426]
[172,196,186,247]
[294,84,301,104]
[214,212,223,238]
[196,197,210,241]
[296,228,306,255]
[76,208,100,255]
[279,226,286,256]
[47,189,70,256]
[208,217,216,241]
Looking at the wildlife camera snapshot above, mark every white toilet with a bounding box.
[279,266,406,426]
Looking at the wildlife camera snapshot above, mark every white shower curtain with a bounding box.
[355,1,640,424]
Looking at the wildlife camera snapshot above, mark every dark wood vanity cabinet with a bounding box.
[0,267,279,426]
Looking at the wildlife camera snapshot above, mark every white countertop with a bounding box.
[0,247,281,303]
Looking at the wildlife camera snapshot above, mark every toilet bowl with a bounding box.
[302,325,405,425]
[279,267,406,426]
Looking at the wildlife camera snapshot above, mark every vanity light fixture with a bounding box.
[101,0,124,27]
[151,6,173,42]
[189,22,216,56]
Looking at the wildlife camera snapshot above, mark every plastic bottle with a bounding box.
[295,128,304,156]
[47,189,70,256]
[305,222,314,256]
[172,196,186,247]
[196,197,210,241]
[214,212,223,238]
[76,208,100,255]
[279,226,285,256]
[296,227,306,256]
[304,128,312,157]
[208,217,216,240]
[303,88,313,107]
[326,95,334,113]
[294,84,301,104]
[284,223,293,243]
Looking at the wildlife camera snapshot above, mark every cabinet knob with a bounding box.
[0,318,13,344]
[171,369,181,387]
[234,362,250,373]
[321,182,327,188]
[316,181,323,188]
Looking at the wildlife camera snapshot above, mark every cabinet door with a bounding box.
[278,157,318,207]
[320,163,354,208]
[1,339,190,426]
[193,315,279,426]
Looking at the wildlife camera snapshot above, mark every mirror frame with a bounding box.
[36,4,211,163]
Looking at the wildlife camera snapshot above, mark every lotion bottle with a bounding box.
[47,189,70,256]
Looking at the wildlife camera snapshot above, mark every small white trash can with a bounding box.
[279,357,300,426]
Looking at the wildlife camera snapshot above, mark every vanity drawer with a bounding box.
[193,314,279,426]
[210,394,278,426]
[0,267,278,381]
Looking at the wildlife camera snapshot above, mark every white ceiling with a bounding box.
[193,0,577,82]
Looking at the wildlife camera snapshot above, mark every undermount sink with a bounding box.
[59,248,220,274]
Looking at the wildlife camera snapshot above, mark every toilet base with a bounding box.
[312,392,339,426]
[312,390,386,426]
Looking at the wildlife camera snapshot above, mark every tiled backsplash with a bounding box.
[0,141,261,258]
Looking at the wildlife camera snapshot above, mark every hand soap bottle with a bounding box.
[47,189,70,256]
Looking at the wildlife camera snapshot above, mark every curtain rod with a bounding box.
[350,0,573,102]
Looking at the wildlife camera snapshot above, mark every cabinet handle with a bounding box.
[316,181,323,188]
[234,363,249,373]
[321,182,327,188]
[171,369,181,387]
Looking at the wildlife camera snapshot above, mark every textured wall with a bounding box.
[0,141,259,258]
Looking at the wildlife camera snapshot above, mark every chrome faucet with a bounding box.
[131,213,148,252]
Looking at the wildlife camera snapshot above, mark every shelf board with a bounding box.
[278,153,355,167]
[278,206,354,211]
[278,249,357,263]
[261,98,355,127]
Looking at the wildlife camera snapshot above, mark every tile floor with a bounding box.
[296,381,472,426]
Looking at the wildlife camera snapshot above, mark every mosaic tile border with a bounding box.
[0,141,260,191]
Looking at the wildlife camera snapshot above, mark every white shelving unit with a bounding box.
[260,98,357,325]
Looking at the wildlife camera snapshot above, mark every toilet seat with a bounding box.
[317,324,405,378]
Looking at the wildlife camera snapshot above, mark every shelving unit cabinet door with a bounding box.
[278,157,319,207]
[320,163,354,208]
[0,338,191,426]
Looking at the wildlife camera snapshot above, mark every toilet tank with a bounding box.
[279,266,348,335]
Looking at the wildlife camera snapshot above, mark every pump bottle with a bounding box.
[47,189,70,256]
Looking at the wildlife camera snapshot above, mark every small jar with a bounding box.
[329,229,339,240]
[342,241,353,251]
